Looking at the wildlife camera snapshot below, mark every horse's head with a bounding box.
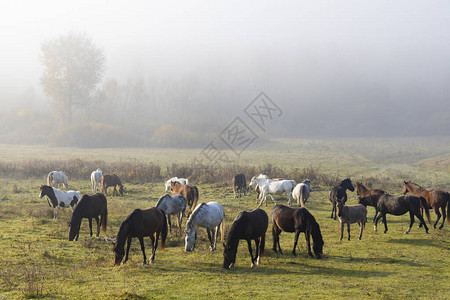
[113,243,125,266]
[68,221,80,241]
[248,177,258,188]
[402,181,410,195]
[341,178,354,192]
[184,229,196,252]
[312,227,324,259]
[222,243,236,269]
[39,185,51,198]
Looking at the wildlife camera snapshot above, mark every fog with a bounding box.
[1,1,450,147]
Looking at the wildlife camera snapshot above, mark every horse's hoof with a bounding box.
[251,263,255,268]
[348,238,350,241]
[383,231,387,234]
[374,226,377,232]
[256,258,261,265]
[439,226,443,230]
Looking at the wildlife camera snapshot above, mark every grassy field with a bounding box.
[0,139,449,299]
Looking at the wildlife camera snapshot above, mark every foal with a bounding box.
[336,201,367,241]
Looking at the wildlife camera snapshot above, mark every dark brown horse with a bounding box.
[403,181,450,229]
[355,182,385,222]
[170,181,198,213]
[232,173,247,198]
[358,194,431,234]
[69,194,107,241]
[271,205,324,258]
[223,209,268,269]
[102,174,123,196]
[113,207,167,265]
[329,178,355,220]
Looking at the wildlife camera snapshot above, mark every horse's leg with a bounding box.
[374,214,383,231]
[113,186,117,197]
[136,236,146,264]
[305,231,313,257]
[123,236,132,264]
[206,226,214,251]
[439,204,446,229]
[292,230,300,256]
[95,216,100,237]
[272,225,282,254]
[347,222,351,241]
[382,214,388,234]
[88,218,93,237]
[269,194,276,205]
[414,209,429,233]
[433,206,441,229]
[372,209,378,223]
[405,211,414,234]
[168,214,172,233]
[213,225,219,251]
[331,202,336,220]
[358,221,364,240]
[255,238,261,265]
[246,239,255,267]
[149,234,157,263]
[340,221,344,241]
[257,192,265,208]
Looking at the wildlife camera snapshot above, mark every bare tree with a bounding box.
[40,32,105,125]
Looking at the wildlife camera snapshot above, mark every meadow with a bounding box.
[0,138,449,299]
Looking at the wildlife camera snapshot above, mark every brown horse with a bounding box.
[355,182,385,222]
[102,174,123,196]
[113,207,167,265]
[403,181,450,229]
[170,181,198,213]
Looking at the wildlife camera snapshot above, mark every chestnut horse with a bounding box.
[102,174,123,196]
[170,181,198,214]
[402,181,450,229]
[355,182,385,222]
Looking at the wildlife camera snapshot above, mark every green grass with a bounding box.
[0,139,449,299]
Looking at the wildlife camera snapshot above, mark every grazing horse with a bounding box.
[249,176,296,208]
[39,185,80,219]
[336,201,367,241]
[292,180,312,207]
[170,181,199,213]
[102,174,123,196]
[329,178,355,220]
[271,205,324,258]
[113,207,167,265]
[402,181,450,229]
[69,194,107,241]
[185,202,225,252]
[358,194,431,234]
[165,177,189,193]
[355,182,385,222]
[156,194,187,233]
[47,171,68,189]
[223,209,268,269]
[90,169,103,193]
[232,173,247,198]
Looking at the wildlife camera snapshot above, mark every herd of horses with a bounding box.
[38,170,449,269]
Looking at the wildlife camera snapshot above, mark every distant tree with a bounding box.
[40,32,105,125]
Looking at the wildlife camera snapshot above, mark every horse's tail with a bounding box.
[101,176,106,194]
[160,210,168,250]
[191,186,199,212]
[220,217,225,242]
[47,172,52,186]
[299,184,307,208]
[445,192,450,224]
[419,196,432,225]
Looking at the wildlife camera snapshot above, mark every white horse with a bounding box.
[249,176,296,208]
[156,194,187,233]
[47,171,68,189]
[292,180,312,207]
[90,169,103,193]
[165,177,189,193]
[185,202,225,251]
[39,185,80,219]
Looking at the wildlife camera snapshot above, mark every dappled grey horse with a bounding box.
[336,201,367,241]
[156,194,187,233]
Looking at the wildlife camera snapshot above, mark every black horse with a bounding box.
[223,209,268,269]
[329,178,355,220]
[232,174,247,198]
[69,193,108,241]
[114,207,167,265]
[271,205,324,258]
[358,194,431,234]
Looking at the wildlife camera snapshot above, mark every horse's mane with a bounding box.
[186,203,206,229]
[43,186,58,207]
[155,195,170,208]
[302,208,324,250]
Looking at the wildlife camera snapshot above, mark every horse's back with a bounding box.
[233,209,268,238]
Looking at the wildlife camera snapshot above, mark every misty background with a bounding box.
[1,1,450,147]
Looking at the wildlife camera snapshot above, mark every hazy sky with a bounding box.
[1,1,450,112]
